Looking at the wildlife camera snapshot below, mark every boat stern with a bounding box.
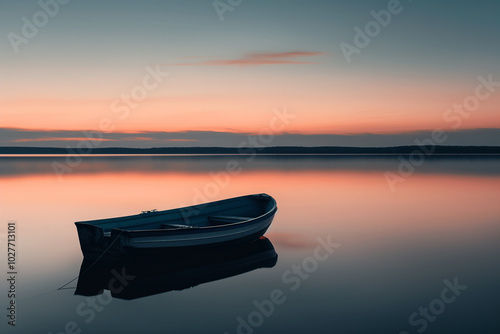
[75,223,111,258]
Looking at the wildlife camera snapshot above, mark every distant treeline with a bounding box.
[1,146,500,155]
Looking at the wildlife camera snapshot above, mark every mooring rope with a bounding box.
[57,229,125,290]
[19,230,124,302]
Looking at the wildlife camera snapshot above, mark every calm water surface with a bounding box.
[1,155,499,334]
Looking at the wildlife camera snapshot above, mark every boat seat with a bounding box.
[208,216,253,225]
[161,223,195,229]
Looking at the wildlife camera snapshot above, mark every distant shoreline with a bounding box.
[1,146,500,155]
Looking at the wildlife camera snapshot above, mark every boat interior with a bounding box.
[78,194,275,232]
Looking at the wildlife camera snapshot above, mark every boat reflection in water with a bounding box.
[75,237,277,300]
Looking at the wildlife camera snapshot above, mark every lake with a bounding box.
[1,155,499,334]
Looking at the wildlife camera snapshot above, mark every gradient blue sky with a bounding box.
[1,0,499,147]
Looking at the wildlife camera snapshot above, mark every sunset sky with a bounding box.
[1,0,499,147]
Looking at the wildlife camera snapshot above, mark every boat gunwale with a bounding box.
[74,194,277,235]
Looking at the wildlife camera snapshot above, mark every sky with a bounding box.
[1,0,499,147]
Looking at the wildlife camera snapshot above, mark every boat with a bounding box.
[75,193,277,258]
[75,236,277,300]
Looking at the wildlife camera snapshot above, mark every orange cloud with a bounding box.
[175,51,325,67]
[121,137,197,142]
[12,137,117,142]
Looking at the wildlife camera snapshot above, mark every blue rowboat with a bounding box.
[75,193,277,258]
